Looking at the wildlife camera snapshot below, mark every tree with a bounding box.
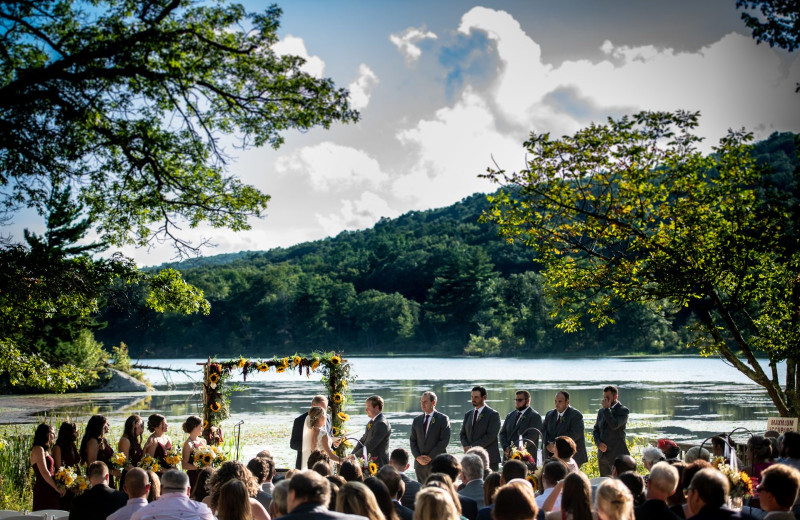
[0,0,357,253]
[736,0,800,51]
[481,111,800,416]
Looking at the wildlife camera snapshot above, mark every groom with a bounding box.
[351,395,392,467]
[290,395,331,469]
[460,385,501,470]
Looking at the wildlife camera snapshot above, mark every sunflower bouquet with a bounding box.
[72,474,90,495]
[139,454,161,473]
[54,466,77,491]
[164,446,182,467]
[110,451,127,470]
[718,463,754,499]
[509,446,537,473]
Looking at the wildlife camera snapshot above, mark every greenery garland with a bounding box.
[201,352,355,456]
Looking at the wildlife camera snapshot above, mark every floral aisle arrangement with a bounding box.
[717,463,754,499]
[201,352,356,454]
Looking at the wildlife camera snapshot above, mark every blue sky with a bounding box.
[10,1,800,266]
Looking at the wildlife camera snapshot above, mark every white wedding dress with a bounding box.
[301,416,328,470]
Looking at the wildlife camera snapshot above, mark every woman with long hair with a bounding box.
[339,459,364,482]
[595,479,634,520]
[30,423,65,510]
[364,477,399,520]
[336,481,386,520]
[483,472,502,506]
[743,435,774,482]
[423,473,463,518]
[146,470,161,502]
[301,406,341,469]
[493,481,539,520]
[80,414,115,486]
[413,487,460,520]
[216,479,253,520]
[203,460,270,520]
[191,466,215,502]
[52,421,80,510]
[118,414,144,467]
[181,415,206,489]
[544,472,595,520]
[144,413,174,472]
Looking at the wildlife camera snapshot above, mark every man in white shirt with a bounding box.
[536,460,569,511]
[131,469,215,520]
[108,468,149,520]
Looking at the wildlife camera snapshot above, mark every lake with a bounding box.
[14,356,780,469]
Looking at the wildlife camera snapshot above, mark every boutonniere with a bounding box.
[477,412,484,422]
[368,422,373,430]
[430,417,436,425]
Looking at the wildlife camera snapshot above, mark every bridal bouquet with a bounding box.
[164,446,182,467]
[139,454,161,473]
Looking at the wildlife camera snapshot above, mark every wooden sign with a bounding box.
[767,417,799,433]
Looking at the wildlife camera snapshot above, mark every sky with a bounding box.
[11,1,800,266]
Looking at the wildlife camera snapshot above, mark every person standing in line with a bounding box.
[499,390,543,463]
[542,390,588,468]
[593,385,630,477]
[409,390,451,484]
[460,386,501,471]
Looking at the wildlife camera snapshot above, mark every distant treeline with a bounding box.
[96,132,800,358]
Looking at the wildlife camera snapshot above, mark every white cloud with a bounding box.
[272,35,325,77]
[348,64,379,110]
[389,26,438,63]
[316,191,399,236]
[274,142,389,192]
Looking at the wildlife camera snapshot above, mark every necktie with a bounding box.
[515,410,523,425]
[558,413,563,422]
[473,409,479,428]
[423,414,430,436]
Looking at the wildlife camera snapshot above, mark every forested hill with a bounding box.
[97,132,800,359]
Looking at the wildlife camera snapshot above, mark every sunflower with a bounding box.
[337,412,350,422]
[257,362,269,372]
[332,393,343,404]
[238,358,247,368]
[311,359,320,370]
[341,379,348,388]
[368,462,378,475]
[203,454,213,465]
[276,365,286,373]
[152,463,160,473]
[293,356,302,366]
[510,451,522,460]
[203,420,209,430]
[208,372,220,384]
[281,357,289,367]
[330,355,341,365]
[210,401,222,413]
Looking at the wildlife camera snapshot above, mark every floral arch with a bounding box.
[201,352,355,456]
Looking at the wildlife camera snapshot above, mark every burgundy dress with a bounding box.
[96,438,116,488]
[32,452,60,511]
[153,438,174,474]
[128,440,144,468]
[57,444,80,511]
[185,439,203,490]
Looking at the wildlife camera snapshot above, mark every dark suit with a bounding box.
[542,405,588,467]
[280,502,368,520]
[351,412,391,467]
[458,493,479,520]
[68,483,127,520]
[393,500,414,520]
[499,407,543,463]
[687,505,755,519]
[460,406,502,470]
[400,472,421,510]
[635,499,682,520]
[291,411,333,469]
[592,401,630,476]
[409,410,451,483]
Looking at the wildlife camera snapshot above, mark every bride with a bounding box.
[302,405,342,470]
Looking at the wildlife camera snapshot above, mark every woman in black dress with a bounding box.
[30,423,65,510]
[52,421,80,510]
[80,414,115,487]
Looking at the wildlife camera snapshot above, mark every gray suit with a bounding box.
[460,406,502,470]
[499,407,543,463]
[592,401,630,476]
[542,406,588,467]
[352,412,392,467]
[409,410,451,484]
[459,479,485,509]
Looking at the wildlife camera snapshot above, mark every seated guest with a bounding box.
[742,436,774,482]
[684,468,755,519]
[658,439,681,463]
[336,481,384,520]
[543,472,594,520]
[536,461,569,512]
[634,462,681,520]
[459,454,486,508]
[108,467,150,520]
[146,469,161,502]
[377,465,414,520]
[204,460,270,520]
[415,486,461,520]
[426,473,471,520]
[339,459,364,482]
[617,472,646,506]
[430,454,479,520]
[665,462,686,511]
[483,472,502,507]
[216,479,253,520]
[285,470,365,519]
[493,480,539,520]
[642,447,666,472]
[466,446,492,479]
[269,479,290,519]
[68,461,127,520]
[389,448,421,509]
[612,455,637,477]
[131,469,214,520]
[684,447,711,464]
[756,463,800,519]
[248,456,274,510]
[554,436,581,473]
[476,459,530,520]
[671,460,712,519]
[363,477,400,520]
[191,466,214,502]
[313,460,333,476]
[595,479,634,520]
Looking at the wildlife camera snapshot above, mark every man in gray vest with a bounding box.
[409,390,451,483]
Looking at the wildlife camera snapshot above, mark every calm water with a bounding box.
[27,356,781,467]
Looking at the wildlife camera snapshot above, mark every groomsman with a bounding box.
[499,390,543,463]
[460,385,501,470]
[542,390,588,468]
[592,385,629,477]
[409,391,451,483]
[290,395,330,470]
[351,395,392,467]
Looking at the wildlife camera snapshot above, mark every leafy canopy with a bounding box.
[481,111,800,415]
[0,0,358,254]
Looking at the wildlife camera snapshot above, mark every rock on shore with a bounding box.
[91,368,150,393]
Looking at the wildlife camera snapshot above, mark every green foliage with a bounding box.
[482,112,800,415]
[464,326,503,357]
[109,342,147,384]
[146,268,211,315]
[0,426,34,511]
[737,0,800,52]
[582,432,650,479]
[0,340,89,392]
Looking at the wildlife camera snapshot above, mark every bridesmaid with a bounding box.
[181,415,206,490]
[118,414,144,467]
[80,414,115,487]
[52,421,80,510]
[30,423,65,510]
[144,414,173,472]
